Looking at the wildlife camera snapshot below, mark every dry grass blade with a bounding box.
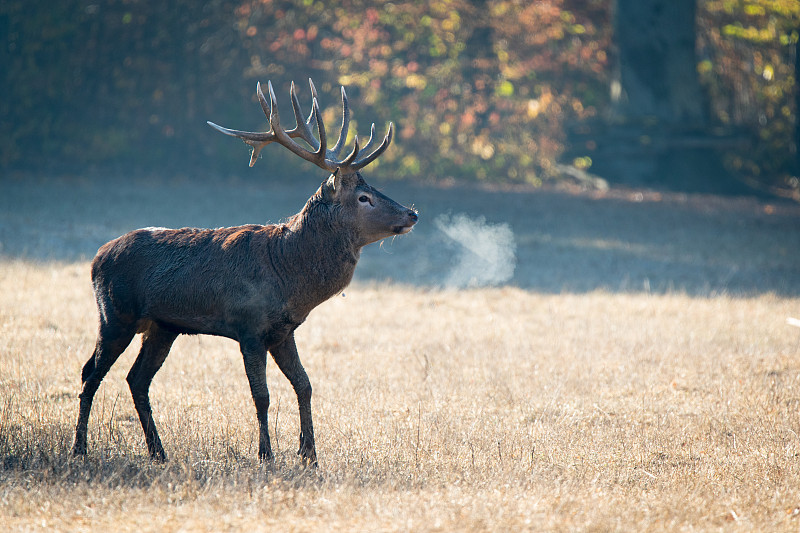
[2,260,800,531]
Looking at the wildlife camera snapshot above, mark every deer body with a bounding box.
[95,213,354,342]
[72,80,417,465]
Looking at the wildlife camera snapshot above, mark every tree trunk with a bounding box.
[614,0,706,126]
[581,0,752,194]
[795,37,800,176]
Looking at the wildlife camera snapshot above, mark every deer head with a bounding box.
[207,79,417,247]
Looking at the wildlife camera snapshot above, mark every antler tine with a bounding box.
[349,122,393,170]
[306,79,319,126]
[205,121,275,167]
[340,135,360,168]
[308,79,319,103]
[288,81,321,151]
[359,123,378,155]
[264,81,282,130]
[312,97,327,160]
[330,86,351,158]
[257,81,273,123]
[205,121,273,143]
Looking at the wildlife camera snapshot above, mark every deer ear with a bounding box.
[324,168,341,199]
[331,167,342,191]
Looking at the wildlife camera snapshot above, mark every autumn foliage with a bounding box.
[1,0,797,190]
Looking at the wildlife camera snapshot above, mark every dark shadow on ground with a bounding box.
[1,174,798,296]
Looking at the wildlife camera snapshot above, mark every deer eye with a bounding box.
[358,195,370,204]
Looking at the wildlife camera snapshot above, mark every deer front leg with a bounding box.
[270,333,316,466]
[240,341,272,462]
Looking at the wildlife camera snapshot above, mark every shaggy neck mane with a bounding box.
[278,191,360,311]
[289,191,356,250]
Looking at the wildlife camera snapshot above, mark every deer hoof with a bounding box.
[150,450,167,463]
[297,439,317,467]
[71,443,87,457]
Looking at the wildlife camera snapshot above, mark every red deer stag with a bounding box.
[72,79,418,465]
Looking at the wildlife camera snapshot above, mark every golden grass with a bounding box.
[2,260,800,531]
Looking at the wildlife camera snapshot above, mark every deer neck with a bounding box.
[280,201,361,309]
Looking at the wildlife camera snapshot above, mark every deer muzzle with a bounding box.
[393,209,419,234]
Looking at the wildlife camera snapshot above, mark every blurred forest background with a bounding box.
[1,0,798,196]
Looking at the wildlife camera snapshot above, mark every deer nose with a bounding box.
[408,210,418,223]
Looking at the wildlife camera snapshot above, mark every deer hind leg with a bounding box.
[126,322,178,462]
[240,339,272,462]
[73,319,136,457]
[270,334,316,467]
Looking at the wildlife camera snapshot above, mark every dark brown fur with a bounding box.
[72,173,417,464]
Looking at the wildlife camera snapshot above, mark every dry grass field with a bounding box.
[2,175,800,531]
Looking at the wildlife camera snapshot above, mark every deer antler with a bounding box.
[208,79,393,174]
